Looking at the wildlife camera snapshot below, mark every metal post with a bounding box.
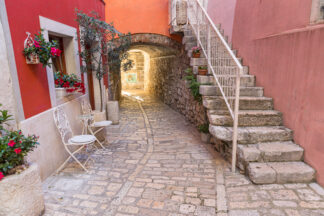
[231,68,241,173]
[196,3,200,47]
[207,24,211,74]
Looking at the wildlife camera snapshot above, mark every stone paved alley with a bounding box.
[43,92,324,216]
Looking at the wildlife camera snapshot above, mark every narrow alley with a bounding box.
[43,92,324,216]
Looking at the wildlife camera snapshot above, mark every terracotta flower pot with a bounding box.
[192,52,201,58]
[198,69,208,75]
[0,163,45,216]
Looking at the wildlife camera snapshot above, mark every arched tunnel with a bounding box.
[118,34,207,126]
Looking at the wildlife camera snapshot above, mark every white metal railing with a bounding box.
[187,0,242,172]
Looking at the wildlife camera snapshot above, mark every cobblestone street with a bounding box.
[43,92,324,216]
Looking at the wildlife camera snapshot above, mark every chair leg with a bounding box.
[89,127,106,149]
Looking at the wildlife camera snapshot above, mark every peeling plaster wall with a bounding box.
[148,53,207,126]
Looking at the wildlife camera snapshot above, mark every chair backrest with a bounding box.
[81,99,93,115]
[53,107,73,145]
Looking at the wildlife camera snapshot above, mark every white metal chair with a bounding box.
[53,106,96,173]
[81,100,112,149]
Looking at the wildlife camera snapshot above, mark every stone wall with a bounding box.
[148,51,207,126]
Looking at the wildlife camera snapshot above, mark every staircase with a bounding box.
[182,26,316,184]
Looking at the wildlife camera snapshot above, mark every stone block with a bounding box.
[0,163,45,216]
[268,162,315,184]
[248,163,276,184]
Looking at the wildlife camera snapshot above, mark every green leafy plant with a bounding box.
[23,31,61,67]
[184,68,202,102]
[54,72,85,94]
[77,10,132,110]
[192,46,201,54]
[198,66,208,70]
[0,104,12,132]
[198,124,209,134]
[0,107,39,181]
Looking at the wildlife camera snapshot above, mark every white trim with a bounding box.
[39,16,83,107]
[0,0,25,121]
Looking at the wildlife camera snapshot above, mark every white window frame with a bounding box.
[310,0,324,24]
[39,16,86,107]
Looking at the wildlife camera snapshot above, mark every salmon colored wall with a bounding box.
[207,0,237,42]
[105,0,181,42]
[232,0,324,185]
[4,0,105,118]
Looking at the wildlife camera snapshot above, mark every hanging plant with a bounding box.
[23,31,61,67]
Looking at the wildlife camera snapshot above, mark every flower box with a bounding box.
[25,53,40,64]
[192,46,201,58]
[198,66,208,75]
[0,163,45,216]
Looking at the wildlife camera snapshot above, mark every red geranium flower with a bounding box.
[14,148,22,154]
[8,140,15,147]
[0,172,4,181]
[34,40,40,48]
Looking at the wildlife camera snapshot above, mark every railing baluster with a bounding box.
[187,0,242,172]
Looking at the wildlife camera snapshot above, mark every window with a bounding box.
[39,16,84,106]
[310,0,324,23]
[49,35,67,74]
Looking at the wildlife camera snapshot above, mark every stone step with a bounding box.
[190,57,242,66]
[197,75,256,87]
[194,65,248,75]
[247,162,315,184]
[185,42,196,51]
[200,85,263,97]
[209,125,293,144]
[208,110,282,126]
[237,141,304,165]
[182,35,196,44]
[203,96,274,110]
[184,29,193,36]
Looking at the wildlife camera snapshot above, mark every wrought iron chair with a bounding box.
[81,99,112,149]
[53,106,96,173]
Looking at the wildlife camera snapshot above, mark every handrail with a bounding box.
[187,0,241,172]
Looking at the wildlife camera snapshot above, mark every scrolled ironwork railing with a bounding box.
[187,0,242,172]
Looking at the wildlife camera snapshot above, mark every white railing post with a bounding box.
[207,25,211,74]
[187,0,242,173]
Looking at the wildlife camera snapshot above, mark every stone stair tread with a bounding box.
[238,141,304,163]
[248,161,315,184]
[209,125,292,144]
[200,86,264,97]
[209,109,280,115]
[204,96,272,101]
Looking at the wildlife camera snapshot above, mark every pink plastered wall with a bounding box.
[231,0,324,185]
[207,0,237,42]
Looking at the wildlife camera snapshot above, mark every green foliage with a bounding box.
[0,131,38,175]
[23,31,60,67]
[184,68,202,102]
[0,106,39,178]
[198,124,209,134]
[0,104,12,132]
[198,65,208,70]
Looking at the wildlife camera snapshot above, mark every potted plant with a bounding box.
[23,31,61,67]
[192,46,201,58]
[54,72,85,99]
[77,11,132,124]
[198,66,208,75]
[184,68,202,102]
[0,105,44,216]
[198,123,210,143]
